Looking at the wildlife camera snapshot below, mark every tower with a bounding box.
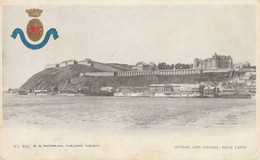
[212,53,218,69]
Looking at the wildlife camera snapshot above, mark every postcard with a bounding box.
[0,0,259,160]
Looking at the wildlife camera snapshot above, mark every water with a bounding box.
[3,93,256,133]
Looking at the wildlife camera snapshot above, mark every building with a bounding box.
[236,66,256,72]
[203,87,215,97]
[149,84,203,95]
[193,53,233,69]
[114,86,133,97]
[114,86,149,97]
[59,60,78,67]
[79,73,85,77]
[59,61,67,67]
[233,62,250,69]
[78,58,92,66]
[101,86,114,92]
[67,60,78,66]
[44,63,59,69]
[132,61,156,71]
[149,84,171,93]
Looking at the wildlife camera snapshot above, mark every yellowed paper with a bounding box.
[1,0,260,160]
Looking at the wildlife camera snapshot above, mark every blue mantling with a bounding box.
[11,28,59,50]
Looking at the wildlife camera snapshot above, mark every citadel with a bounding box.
[45,53,236,77]
[14,52,255,99]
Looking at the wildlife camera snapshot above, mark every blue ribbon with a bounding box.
[11,28,59,50]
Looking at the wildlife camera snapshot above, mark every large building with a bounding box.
[44,63,59,69]
[78,58,92,66]
[59,60,78,67]
[193,53,233,69]
[132,61,156,71]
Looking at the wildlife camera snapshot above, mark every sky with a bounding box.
[3,5,256,90]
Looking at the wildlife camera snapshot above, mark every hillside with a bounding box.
[20,63,230,91]
[20,65,101,91]
[69,72,230,92]
[91,61,132,72]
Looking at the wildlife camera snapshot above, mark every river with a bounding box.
[2,93,256,133]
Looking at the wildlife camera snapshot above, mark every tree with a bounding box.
[136,61,145,65]
[171,64,175,69]
[53,86,58,92]
[158,62,167,70]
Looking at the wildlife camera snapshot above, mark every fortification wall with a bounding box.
[84,72,115,77]
[117,69,200,76]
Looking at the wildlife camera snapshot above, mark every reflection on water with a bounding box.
[3,93,256,132]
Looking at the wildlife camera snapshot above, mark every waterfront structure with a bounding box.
[203,86,215,97]
[101,86,114,92]
[114,86,149,97]
[149,84,204,97]
[149,84,172,94]
[114,86,132,97]
[193,53,233,69]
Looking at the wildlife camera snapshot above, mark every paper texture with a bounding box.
[1,1,260,160]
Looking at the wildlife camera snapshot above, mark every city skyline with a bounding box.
[3,5,256,90]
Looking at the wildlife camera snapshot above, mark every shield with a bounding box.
[27,18,43,41]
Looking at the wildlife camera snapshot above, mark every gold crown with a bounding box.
[26,9,43,17]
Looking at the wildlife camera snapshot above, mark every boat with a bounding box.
[35,93,48,96]
[152,93,171,98]
[221,92,251,99]
[170,93,201,98]
[114,92,129,97]
[34,90,48,96]
[129,92,143,97]
[16,90,28,95]
[128,92,149,97]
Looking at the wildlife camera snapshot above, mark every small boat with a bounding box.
[222,92,251,99]
[128,92,147,97]
[152,93,171,98]
[35,93,48,96]
[170,93,201,98]
[16,90,28,95]
[114,92,129,97]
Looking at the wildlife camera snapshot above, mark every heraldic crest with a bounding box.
[11,9,59,50]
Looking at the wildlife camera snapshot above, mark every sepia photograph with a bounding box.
[1,1,259,160]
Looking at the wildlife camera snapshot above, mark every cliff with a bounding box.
[20,64,230,92]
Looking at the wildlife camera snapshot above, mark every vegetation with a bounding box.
[157,62,193,70]
[20,63,230,92]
